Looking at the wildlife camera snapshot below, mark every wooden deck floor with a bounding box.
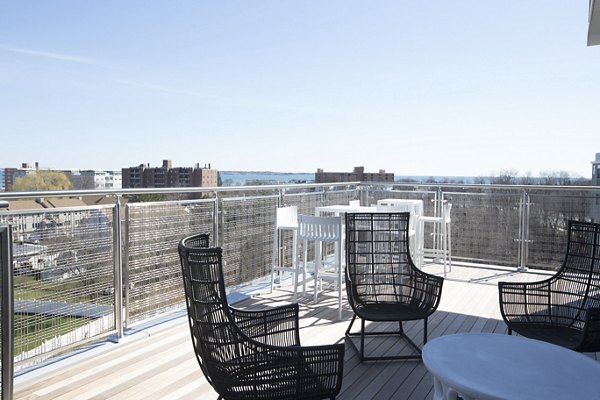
[13,264,596,400]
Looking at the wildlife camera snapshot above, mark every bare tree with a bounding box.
[490,169,519,185]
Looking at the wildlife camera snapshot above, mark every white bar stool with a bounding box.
[270,206,303,301]
[298,214,343,320]
[420,202,452,277]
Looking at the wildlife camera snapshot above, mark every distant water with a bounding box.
[395,176,491,184]
[219,171,491,186]
[220,171,314,186]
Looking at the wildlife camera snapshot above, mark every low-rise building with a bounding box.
[122,160,218,188]
[315,166,394,183]
[67,170,122,189]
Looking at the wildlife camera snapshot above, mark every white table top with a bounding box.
[377,199,424,216]
[314,205,377,215]
[423,333,600,400]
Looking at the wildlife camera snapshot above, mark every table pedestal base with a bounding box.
[433,376,473,400]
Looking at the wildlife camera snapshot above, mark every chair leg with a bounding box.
[345,315,422,361]
[360,318,366,361]
[345,314,357,336]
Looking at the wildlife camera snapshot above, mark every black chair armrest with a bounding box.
[499,274,558,296]
[413,270,444,308]
[498,280,554,323]
[230,303,301,346]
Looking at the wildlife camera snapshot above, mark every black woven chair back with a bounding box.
[548,220,600,327]
[178,234,239,392]
[344,212,443,361]
[346,212,424,307]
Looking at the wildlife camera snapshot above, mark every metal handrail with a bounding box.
[0,182,362,200]
[1,181,598,201]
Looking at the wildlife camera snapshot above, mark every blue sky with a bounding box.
[1,1,599,178]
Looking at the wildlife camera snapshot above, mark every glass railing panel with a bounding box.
[221,195,279,287]
[125,199,215,323]
[320,188,358,208]
[443,191,522,267]
[369,186,522,267]
[527,189,597,270]
[285,191,324,215]
[1,206,116,370]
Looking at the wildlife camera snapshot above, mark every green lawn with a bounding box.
[14,314,93,354]
[14,274,112,305]
[11,275,112,354]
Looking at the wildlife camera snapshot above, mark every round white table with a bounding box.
[422,333,600,400]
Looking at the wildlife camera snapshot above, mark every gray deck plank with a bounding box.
[14,265,590,400]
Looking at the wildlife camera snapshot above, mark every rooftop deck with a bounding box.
[12,264,600,399]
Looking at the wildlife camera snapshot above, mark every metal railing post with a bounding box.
[517,190,530,271]
[522,190,531,270]
[1,223,14,400]
[113,196,124,340]
[431,187,443,250]
[214,192,220,246]
[123,202,130,327]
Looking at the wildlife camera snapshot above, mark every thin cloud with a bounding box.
[0,44,96,64]
[114,79,228,101]
[114,78,340,115]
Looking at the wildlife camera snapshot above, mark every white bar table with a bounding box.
[376,199,424,217]
[314,204,377,216]
[314,204,418,272]
[423,333,600,400]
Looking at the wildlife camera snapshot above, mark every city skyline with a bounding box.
[1,2,599,178]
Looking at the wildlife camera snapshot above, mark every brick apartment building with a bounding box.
[315,166,394,183]
[122,160,218,188]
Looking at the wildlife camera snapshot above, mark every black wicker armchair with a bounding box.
[178,233,345,400]
[344,212,444,361]
[498,220,600,352]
